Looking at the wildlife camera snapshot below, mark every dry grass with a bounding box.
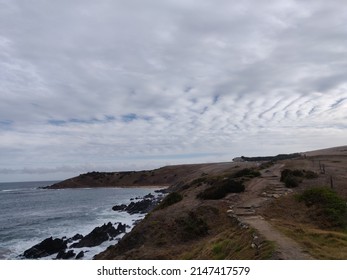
[270,222,347,259]
[261,193,347,259]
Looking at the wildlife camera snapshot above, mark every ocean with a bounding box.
[0,181,163,260]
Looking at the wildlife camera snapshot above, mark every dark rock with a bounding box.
[56,250,75,260]
[155,188,168,194]
[72,234,84,241]
[112,204,127,211]
[116,223,126,233]
[125,199,154,214]
[23,237,67,259]
[71,222,126,248]
[144,193,154,199]
[75,251,84,259]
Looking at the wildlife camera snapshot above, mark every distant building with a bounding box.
[233,157,245,162]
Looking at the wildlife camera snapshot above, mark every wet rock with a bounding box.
[72,234,84,241]
[115,223,126,233]
[75,251,84,259]
[112,204,127,211]
[71,222,126,248]
[56,250,76,260]
[144,193,154,199]
[23,237,67,259]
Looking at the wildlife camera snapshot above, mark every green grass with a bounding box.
[156,192,183,210]
[296,187,347,228]
[197,179,245,200]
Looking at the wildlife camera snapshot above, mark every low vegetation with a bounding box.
[197,179,245,200]
[175,212,209,241]
[233,168,261,178]
[156,192,183,210]
[297,187,347,228]
[280,169,318,188]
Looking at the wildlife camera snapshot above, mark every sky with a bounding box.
[1,0,347,182]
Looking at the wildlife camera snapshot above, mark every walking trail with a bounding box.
[228,163,313,259]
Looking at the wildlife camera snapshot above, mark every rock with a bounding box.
[112,204,127,211]
[23,237,67,259]
[71,222,126,248]
[56,250,76,260]
[125,199,155,214]
[72,234,84,241]
[75,251,84,259]
[144,193,154,199]
[116,223,126,233]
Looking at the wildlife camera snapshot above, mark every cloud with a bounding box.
[0,0,347,181]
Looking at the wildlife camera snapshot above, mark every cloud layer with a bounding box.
[1,0,347,181]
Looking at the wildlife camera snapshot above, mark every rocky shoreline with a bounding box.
[20,191,166,260]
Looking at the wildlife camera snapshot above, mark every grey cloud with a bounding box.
[1,0,347,181]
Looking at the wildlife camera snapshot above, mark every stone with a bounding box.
[23,237,67,259]
[71,222,126,248]
[56,250,75,260]
[75,251,84,259]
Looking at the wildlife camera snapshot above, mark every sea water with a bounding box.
[0,181,163,260]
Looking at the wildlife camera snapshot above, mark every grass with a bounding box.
[296,187,347,228]
[272,222,347,259]
[233,168,261,178]
[181,226,276,260]
[156,192,183,210]
[197,179,245,200]
[280,169,319,188]
[175,212,209,241]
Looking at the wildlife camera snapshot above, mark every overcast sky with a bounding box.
[1,0,347,182]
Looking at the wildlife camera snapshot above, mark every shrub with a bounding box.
[281,169,318,188]
[284,175,301,188]
[233,168,261,178]
[175,212,209,241]
[197,179,245,200]
[304,170,319,179]
[157,192,183,209]
[297,187,347,227]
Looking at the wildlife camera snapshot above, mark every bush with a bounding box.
[280,169,318,188]
[297,187,347,227]
[233,168,261,178]
[284,175,301,188]
[304,170,319,179]
[157,192,183,209]
[175,212,209,241]
[197,179,245,200]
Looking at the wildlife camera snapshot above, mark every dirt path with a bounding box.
[229,163,313,259]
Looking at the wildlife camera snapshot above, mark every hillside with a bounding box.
[44,162,255,189]
[94,146,347,260]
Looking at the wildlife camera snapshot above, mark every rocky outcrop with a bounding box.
[22,222,127,259]
[112,193,162,214]
[71,222,126,248]
[56,249,76,260]
[23,237,67,259]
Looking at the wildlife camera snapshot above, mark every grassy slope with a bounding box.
[260,152,347,259]
[95,166,275,260]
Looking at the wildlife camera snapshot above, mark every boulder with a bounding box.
[125,199,154,214]
[75,251,84,259]
[23,237,67,259]
[112,204,127,211]
[144,193,154,199]
[72,234,84,241]
[56,250,76,259]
